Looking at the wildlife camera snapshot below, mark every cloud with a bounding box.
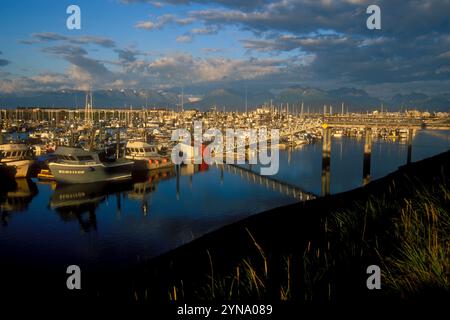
[0,72,74,93]
[72,36,116,48]
[65,55,112,78]
[42,45,88,56]
[176,18,196,25]
[129,1,165,8]
[438,51,450,59]
[242,34,354,52]
[146,53,294,83]
[175,26,218,43]
[32,32,68,42]
[190,0,450,89]
[128,0,450,88]
[183,0,449,39]
[18,40,35,45]
[4,1,450,96]
[135,20,157,30]
[176,35,193,43]
[135,14,194,30]
[435,66,450,74]
[39,43,114,90]
[1,41,297,92]
[24,32,116,48]
[115,48,142,62]
[0,51,10,67]
[201,47,225,54]
[190,27,218,35]
[122,0,272,11]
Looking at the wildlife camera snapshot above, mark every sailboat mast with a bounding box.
[245,86,248,114]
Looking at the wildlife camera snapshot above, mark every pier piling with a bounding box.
[363,127,372,185]
[321,126,331,196]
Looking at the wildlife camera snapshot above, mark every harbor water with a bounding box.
[1,130,449,272]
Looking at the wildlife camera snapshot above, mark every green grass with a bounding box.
[382,185,450,295]
[161,171,450,301]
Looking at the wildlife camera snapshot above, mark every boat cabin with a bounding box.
[125,141,160,159]
[0,144,33,161]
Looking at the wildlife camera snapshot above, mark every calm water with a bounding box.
[244,129,450,195]
[1,129,449,270]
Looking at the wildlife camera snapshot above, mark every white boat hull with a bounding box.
[49,161,134,184]
[2,159,34,178]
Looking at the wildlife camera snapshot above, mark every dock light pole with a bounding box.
[321,124,331,196]
[363,127,372,186]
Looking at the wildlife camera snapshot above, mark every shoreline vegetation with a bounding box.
[133,150,450,302]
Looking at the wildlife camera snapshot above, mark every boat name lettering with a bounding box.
[58,170,85,174]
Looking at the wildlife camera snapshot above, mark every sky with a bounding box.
[0,0,449,98]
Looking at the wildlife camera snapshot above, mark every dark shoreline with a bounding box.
[131,149,450,302]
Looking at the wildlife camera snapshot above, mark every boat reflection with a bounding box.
[49,166,177,231]
[176,163,210,199]
[1,179,38,226]
[50,180,132,233]
[128,166,175,201]
[127,166,175,215]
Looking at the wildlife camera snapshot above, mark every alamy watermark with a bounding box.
[366,265,381,290]
[171,121,280,176]
[366,5,381,30]
[66,265,81,290]
[66,5,81,30]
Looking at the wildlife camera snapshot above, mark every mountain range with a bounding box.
[0,87,449,112]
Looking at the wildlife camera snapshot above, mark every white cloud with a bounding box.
[135,14,195,30]
[135,20,157,30]
[176,35,193,43]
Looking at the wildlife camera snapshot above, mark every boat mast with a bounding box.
[245,86,248,115]
[85,90,95,150]
[85,90,93,127]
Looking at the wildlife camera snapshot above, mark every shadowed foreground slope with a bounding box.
[137,150,450,302]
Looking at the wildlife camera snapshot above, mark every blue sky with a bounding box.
[1,0,253,73]
[0,0,449,97]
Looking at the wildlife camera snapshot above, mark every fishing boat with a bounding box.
[48,146,134,184]
[0,144,35,178]
[125,141,172,171]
